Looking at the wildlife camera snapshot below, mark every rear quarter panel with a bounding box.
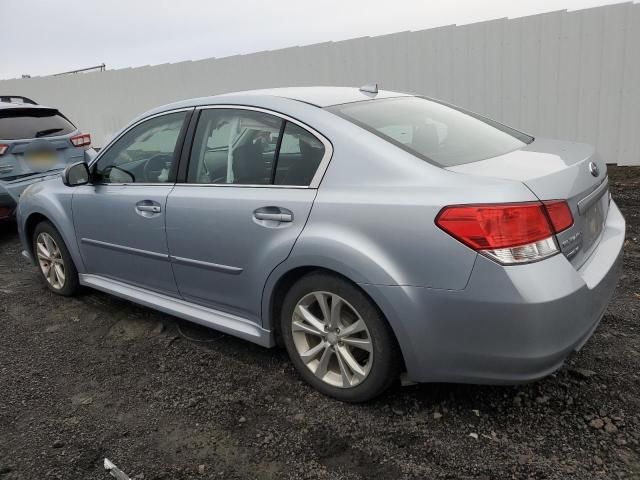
[287,112,538,289]
[261,106,538,330]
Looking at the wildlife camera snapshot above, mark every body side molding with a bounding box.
[80,239,244,274]
[81,238,169,260]
[169,255,243,274]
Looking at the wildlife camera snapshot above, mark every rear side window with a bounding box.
[188,109,283,185]
[328,97,532,167]
[274,122,325,186]
[0,108,76,140]
[188,108,326,187]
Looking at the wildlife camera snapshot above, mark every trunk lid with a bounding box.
[447,138,609,268]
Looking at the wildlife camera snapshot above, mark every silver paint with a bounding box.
[16,87,626,386]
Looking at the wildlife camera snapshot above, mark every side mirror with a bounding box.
[62,161,90,187]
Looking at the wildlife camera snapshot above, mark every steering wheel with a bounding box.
[143,154,172,182]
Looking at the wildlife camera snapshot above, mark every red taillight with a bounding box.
[70,133,91,148]
[436,202,554,250]
[436,200,574,264]
[0,144,8,155]
[543,200,573,232]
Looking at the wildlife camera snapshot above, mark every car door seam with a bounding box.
[164,183,185,297]
[259,187,321,329]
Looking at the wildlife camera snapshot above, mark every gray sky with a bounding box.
[0,0,628,80]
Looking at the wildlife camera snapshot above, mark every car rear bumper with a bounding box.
[361,200,625,384]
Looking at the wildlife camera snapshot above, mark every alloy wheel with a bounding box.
[36,232,66,290]
[291,291,373,388]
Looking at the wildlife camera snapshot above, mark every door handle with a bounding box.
[254,212,293,222]
[135,201,162,216]
[253,207,293,223]
[137,205,161,213]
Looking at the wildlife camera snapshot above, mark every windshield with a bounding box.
[328,97,533,167]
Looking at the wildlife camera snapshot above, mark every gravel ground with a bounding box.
[0,166,639,480]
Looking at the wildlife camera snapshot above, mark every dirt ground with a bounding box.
[0,166,639,480]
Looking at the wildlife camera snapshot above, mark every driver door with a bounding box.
[72,110,191,296]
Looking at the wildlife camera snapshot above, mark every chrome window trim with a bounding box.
[88,182,309,189]
[87,107,194,185]
[174,183,309,189]
[190,104,334,189]
[90,183,176,187]
[88,104,334,189]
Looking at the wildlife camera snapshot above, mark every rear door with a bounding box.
[73,110,191,295]
[166,107,330,323]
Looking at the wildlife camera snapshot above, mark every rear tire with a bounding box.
[281,272,400,402]
[32,221,79,296]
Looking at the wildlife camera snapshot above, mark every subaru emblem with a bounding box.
[589,162,599,177]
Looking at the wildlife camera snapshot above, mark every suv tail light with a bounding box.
[436,201,573,265]
[70,133,91,148]
[0,144,8,156]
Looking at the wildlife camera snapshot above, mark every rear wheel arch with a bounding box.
[268,266,329,346]
[277,270,403,401]
[267,266,406,370]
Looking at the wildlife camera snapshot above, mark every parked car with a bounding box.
[16,87,625,402]
[0,97,92,221]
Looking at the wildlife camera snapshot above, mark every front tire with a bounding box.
[281,272,400,402]
[32,221,79,296]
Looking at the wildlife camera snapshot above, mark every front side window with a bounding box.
[328,97,532,167]
[188,109,283,185]
[93,111,187,184]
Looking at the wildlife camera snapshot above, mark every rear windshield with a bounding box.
[327,97,533,167]
[0,108,76,140]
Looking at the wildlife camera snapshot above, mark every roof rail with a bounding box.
[0,95,38,105]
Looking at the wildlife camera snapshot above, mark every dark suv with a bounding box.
[0,96,91,221]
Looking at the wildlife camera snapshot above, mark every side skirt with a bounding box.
[79,274,275,347]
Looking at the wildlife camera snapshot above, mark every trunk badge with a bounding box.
[589,162,600,177]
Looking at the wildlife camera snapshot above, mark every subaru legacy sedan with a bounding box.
[16,87,624,402]
[0,97,92,221]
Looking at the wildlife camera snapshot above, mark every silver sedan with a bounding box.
[16,86,625,402]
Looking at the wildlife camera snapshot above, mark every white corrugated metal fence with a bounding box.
[1,2,639,165]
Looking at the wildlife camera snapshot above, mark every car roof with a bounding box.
[218,86,410,107]
[138,86,412,122]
